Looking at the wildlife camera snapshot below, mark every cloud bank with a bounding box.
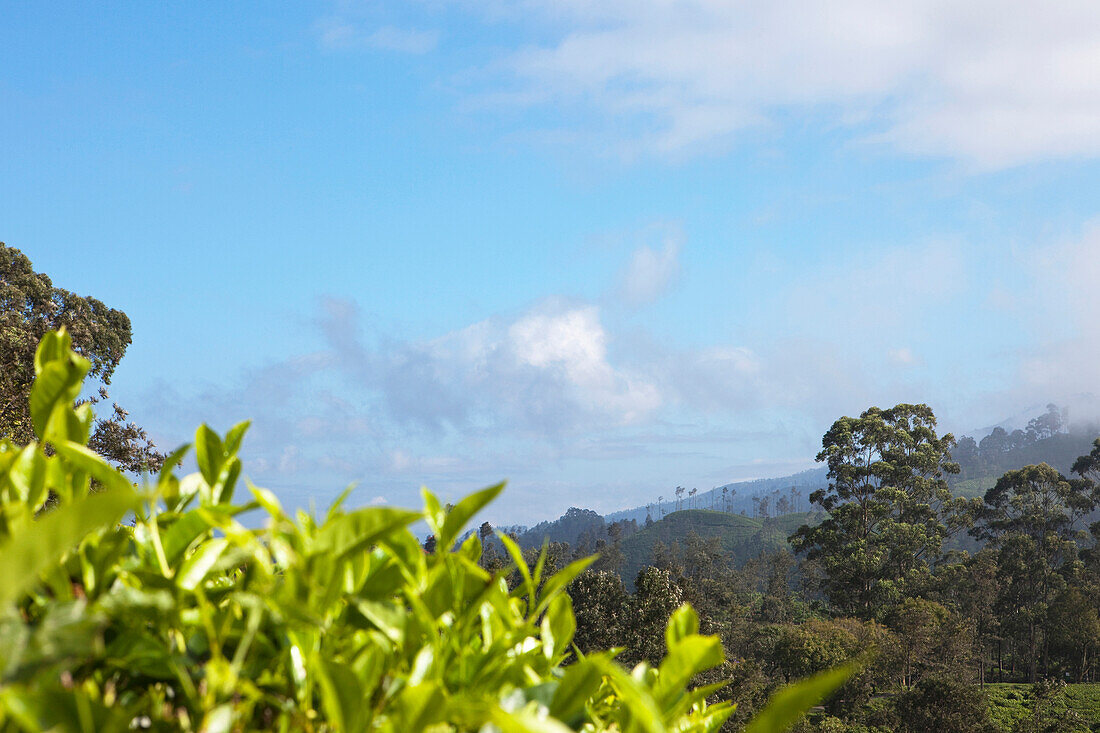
[465,0,1100,167]
[136,221,1100,523]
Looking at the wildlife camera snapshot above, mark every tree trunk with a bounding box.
[1029,624,1038,683]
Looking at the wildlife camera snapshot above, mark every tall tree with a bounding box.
[0,243,162,471]
[971,463,1096,681]
[790,404,977,619]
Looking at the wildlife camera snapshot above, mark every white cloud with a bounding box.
[311,296,662,434]
[1001,223,1100,416]
[316,18,439,54]
[473,0,1100,167]
[366,26,440,54]
[141,224,1100,521]
[784,239,966,340]
[434,301,663,428]
[888,347,918,366]
[618,234,681,306]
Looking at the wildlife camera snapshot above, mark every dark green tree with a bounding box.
[1047,587,1100,682]
[934,548,1002,683]
[1072,437,1100,484]
[893,676,996,733]
[885,597,976,689]
[569,570,630,654]
[790,404,977,619]
[972,463,1096,681]
[621,567,684,666]
[0,243,162,472]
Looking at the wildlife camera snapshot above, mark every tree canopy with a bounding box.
[0,242,161,472]
[790,404,978,619]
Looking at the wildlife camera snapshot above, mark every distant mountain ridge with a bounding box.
[618,509,825,584]
[496,405,1100,577]
[604,467,829,526]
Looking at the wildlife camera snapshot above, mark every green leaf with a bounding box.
[33,329,69,374]
[439,481,505,551]
[490,705,575,733]
[212,455,241,504]
[104,631,177,680]
[0,485,139,606]
[589,656,665,733]
[325,483,356,521]
[549,658,603,725]
[534,554,597,616]
[408,645,435,686]
[421,487,445,542]
[177,537,228,590]
[744,665,854,733]
[317,659,367,733]
[161,507,229,566]
[653,635,724,708]
[665,603,699,649]
[194,424,225,488]
[52,441,131,493]
[314,506,421,560]
[545,593,575,659]
[223,420,251,457]
[390,682,443,732]
[9,444,47,509]
[29,330,90,435]
[248,482,285,519]
[0,686,127,732]
[498,532,533,599]
[199,704,235,733]
[354,599,406,644]
[156,442,191,500]
[29,359,88,440]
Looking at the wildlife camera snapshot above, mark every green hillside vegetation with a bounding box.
[949,475,997,499]
[952,407,1098,489]
[515,506,605,548]
[619,509,825,584]
[985,682,1100,731]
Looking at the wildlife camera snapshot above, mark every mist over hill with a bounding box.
[603,467,828,526]
[492,403,1100,582]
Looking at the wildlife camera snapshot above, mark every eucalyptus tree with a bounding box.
[971,462,1097,681]
[790,404,979,620]
[0,242,161,471]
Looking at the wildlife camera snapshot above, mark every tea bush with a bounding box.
[0,330,846,731]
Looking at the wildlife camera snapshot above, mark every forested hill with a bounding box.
[951,404,1099,497]
[601,405,1100,526]
[500,404,1099,568]
[617,509,824,584]
[603,466,829,526]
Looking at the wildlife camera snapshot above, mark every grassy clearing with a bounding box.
[985,683,1100,731]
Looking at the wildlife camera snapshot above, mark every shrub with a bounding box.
[0,329,848,731]
[893,676,996,733]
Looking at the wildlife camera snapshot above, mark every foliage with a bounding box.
[790,404,978,620]
[619,510,822,586]
[972,463,1098,682]
[987,682,1092,733]
[893,676,996,733]
[0,329,844,732]
[0,242,161,472]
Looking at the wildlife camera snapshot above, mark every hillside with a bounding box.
[513,506,605,549]
[952,431,1097,490]
[604,467,828,526]
[618,509,825,583]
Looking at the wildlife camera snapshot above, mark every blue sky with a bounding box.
[4,2,1100,524]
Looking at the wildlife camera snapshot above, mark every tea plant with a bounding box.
[0,329,845,731]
